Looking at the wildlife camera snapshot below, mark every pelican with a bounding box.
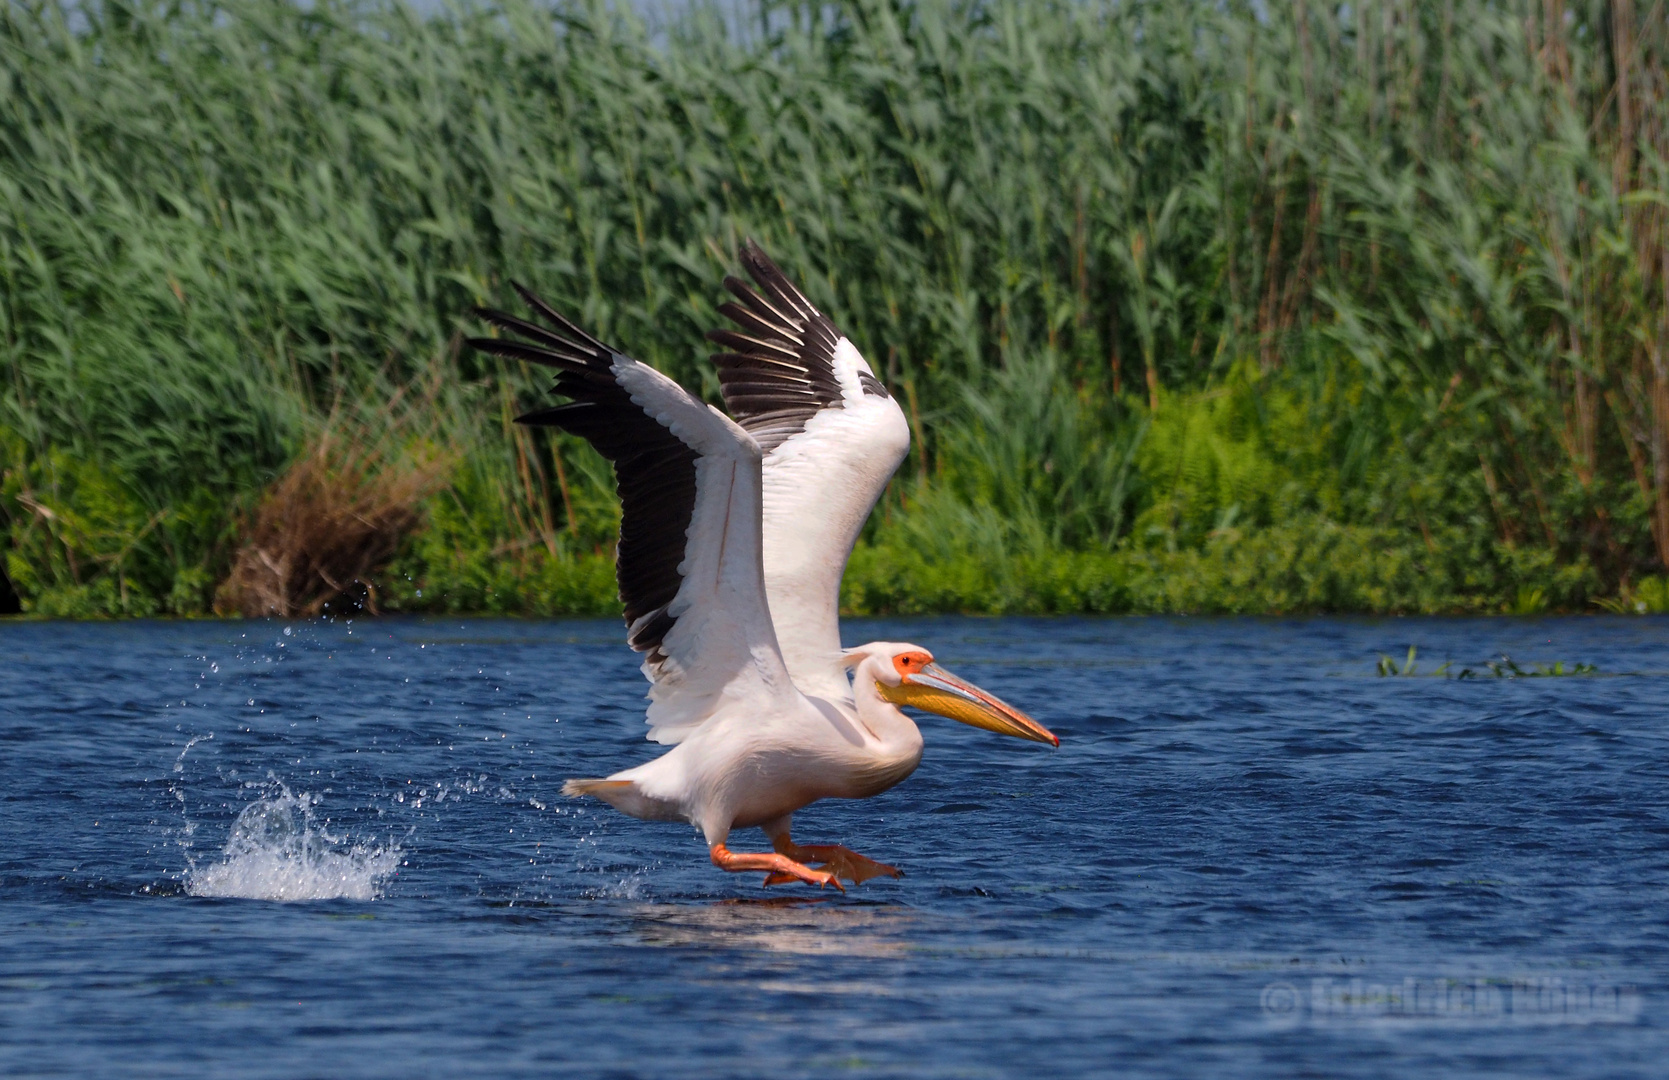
[468,242,1057,890]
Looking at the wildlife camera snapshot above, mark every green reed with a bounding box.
[1,0,1665,616]
[1374,646,1598,678]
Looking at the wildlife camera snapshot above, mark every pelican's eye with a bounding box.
[892,652,931,679]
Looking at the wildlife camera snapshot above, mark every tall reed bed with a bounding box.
[1,0,1664,615]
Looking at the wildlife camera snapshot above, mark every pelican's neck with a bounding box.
[851,658,923,751]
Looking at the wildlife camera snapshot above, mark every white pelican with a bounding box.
[469,242,1057,890]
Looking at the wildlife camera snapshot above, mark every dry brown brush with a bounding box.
[214,424,449,617]
[214,366,453,618]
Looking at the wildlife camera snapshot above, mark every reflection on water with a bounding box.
[627,898,919,959]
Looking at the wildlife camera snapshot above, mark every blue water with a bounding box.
[2,616,1666,1077]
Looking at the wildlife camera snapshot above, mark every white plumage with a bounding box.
[755,345,911,703]
[469,242,1055,890]
[613,360,783,745]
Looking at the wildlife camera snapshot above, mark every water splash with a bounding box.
[173,732,213,773]
[586,868,650,901]
[187,785,400,902]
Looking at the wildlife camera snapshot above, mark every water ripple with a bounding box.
[1,616,1667,1077]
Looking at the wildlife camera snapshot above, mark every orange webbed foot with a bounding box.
[759,867,843,891]
[709,843,844,892]
[773,839,903,885]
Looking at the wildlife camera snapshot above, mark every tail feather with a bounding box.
[561,778,635,798]
[559,777,683,823]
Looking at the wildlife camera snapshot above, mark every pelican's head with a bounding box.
[847,642,1058,747]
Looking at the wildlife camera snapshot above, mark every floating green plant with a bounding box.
[1377,647,1597,679]
[1377,647,1423,678]
[1472,658,1600,679]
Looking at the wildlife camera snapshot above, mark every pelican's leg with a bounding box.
[709,842,844,893]
[762,818,903,886]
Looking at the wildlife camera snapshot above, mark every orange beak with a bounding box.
[878,663,1058,747]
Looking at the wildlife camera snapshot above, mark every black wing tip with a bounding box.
[721,275,763,310]
[515,402,588,426]
[466,336,533,364]
[472,306,521,331]
[465,334,542,360]
[738,238,791,283]
[471,282,701,665]
[728,239,825,328]
[737,240,803,301]
[508,280,540,307]
[470,282,616,356]
[709,240,848,427]
[627,607,679,656]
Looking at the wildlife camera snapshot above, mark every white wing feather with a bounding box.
[610,360,800,743]
[759,342,909,702]
[470,290,802,748]
[707,246,912,703]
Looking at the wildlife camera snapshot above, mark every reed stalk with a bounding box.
[0,0,1663,615]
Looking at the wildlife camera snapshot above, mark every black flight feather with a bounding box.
[705,240,889,453]
[467,286,697,663]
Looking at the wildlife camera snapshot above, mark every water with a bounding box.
[2,616,1666,1077]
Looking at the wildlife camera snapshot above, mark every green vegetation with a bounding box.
[2,0,1667,617]
[1375,646,1598,677]
[1473,658,1600,678]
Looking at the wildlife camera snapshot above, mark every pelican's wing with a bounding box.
[470,286,796,744]
[706,242,911,702]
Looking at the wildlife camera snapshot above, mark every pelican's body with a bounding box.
[582,653,925,835]
[471,242,1056,889]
